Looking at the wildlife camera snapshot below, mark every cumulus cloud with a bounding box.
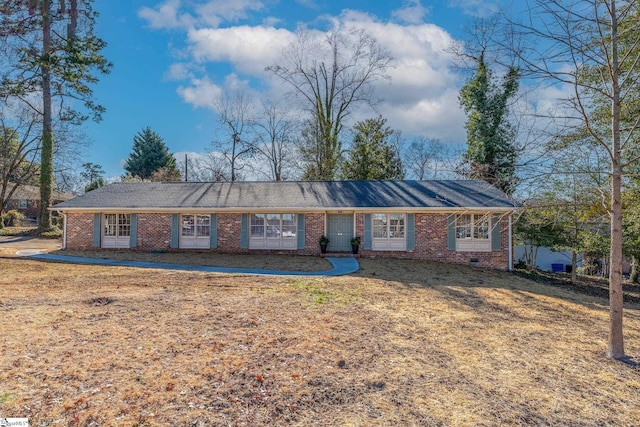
[139,0,265,30]
[155,4,468,143]
[391,0,430,24]
[177,76,223,109]
[187,26,295,75]
[138,0,195,29]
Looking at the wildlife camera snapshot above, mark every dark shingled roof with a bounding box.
[52,180,519,211]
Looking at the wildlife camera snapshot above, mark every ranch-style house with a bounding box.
[52,180,520,270]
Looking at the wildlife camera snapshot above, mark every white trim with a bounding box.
[455,213,491,252]
[371,213,407,251]
[62,213,67,249]
[248,213,298,250]
[508,213,513,271]
[179,214,211,249]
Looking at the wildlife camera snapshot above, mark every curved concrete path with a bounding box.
[27,253,360,277]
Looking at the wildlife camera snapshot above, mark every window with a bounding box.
[180,214,211,248]
[372,213,406,251]
[249,213,297,249]
[455,213,491,252]
[102,213,131,248]
[104,213,130,237]
[19,200,28,209]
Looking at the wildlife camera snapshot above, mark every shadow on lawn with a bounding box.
[354,258,640,312]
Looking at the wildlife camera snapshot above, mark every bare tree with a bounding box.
[210,92,255,182]
[0,103,40,214]
[404,137,453,180]
[251,101,299,181]
[504,0,640,360]
[178,154,230,182]
[267,28,392,179]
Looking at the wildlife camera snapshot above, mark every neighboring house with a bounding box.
[514,245,583,272]
[52,180,520,270]
[3,183,75,219]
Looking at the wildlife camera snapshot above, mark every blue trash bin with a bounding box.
[551,263,564,273]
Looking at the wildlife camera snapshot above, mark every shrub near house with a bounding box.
[52,180,519,270]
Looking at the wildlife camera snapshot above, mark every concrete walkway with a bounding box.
[27,253,360,277]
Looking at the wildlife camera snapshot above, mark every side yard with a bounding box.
[1,257,639,425]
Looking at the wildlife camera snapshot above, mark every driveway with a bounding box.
[0,236,62,256]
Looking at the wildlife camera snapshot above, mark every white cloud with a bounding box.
[195,0,265,27]
[447,0,499,18]
[164,63,194,81]
[139,0,265,30]
[187,25,295,74]
[177,76,223,109]
[138,0,196,29]
[391,0,430,25]
[168,7,467,143]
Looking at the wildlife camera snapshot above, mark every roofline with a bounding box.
[51,206,519,214]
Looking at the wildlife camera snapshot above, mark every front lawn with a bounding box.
[1,257,639,425]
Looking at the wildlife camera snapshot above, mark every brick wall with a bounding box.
[217,213,245,253]
[357,213,510,270]
[63,211,511,269]
[137,213,172,250]
[302,213,324,255]
[65,213,95,250]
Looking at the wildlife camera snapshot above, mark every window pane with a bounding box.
[266,213,280,238]
[118,214,131,237]
[182,214,195,237]
[372,213,386,238]
[456,214,472,239]
[281,214,296,238]
[196,215,210,237]
[474,214,490,240]
[389,214,405,238]
[251,214,264,238]
[104,214,116,236]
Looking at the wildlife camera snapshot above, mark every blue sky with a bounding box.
[83,0,504,179]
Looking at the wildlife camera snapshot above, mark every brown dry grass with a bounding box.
[1,256,640,426]
[52,250,332,272]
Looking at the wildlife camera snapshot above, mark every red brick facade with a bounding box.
[64,211,511,270]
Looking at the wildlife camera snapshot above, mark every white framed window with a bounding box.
[180,214,211,248]
[249,213,297,249]
[372,213,406,251]
[456,213,491,252]
[102,213,131,248]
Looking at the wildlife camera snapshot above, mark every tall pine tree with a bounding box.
[1,0,111,229]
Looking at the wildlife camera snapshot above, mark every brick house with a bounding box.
[52,180,520,270]
[3,183,74,220]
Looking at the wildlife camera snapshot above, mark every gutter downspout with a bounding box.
[508,213,513,271]
[63,212,67,250]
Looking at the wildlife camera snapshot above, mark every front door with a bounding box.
[327,214,353,252]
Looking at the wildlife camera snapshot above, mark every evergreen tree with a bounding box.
[458,52,519,195]
[0,0,111,229]
[341,117,404,180]
[80,162,104,192]
[124,128,179,180]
